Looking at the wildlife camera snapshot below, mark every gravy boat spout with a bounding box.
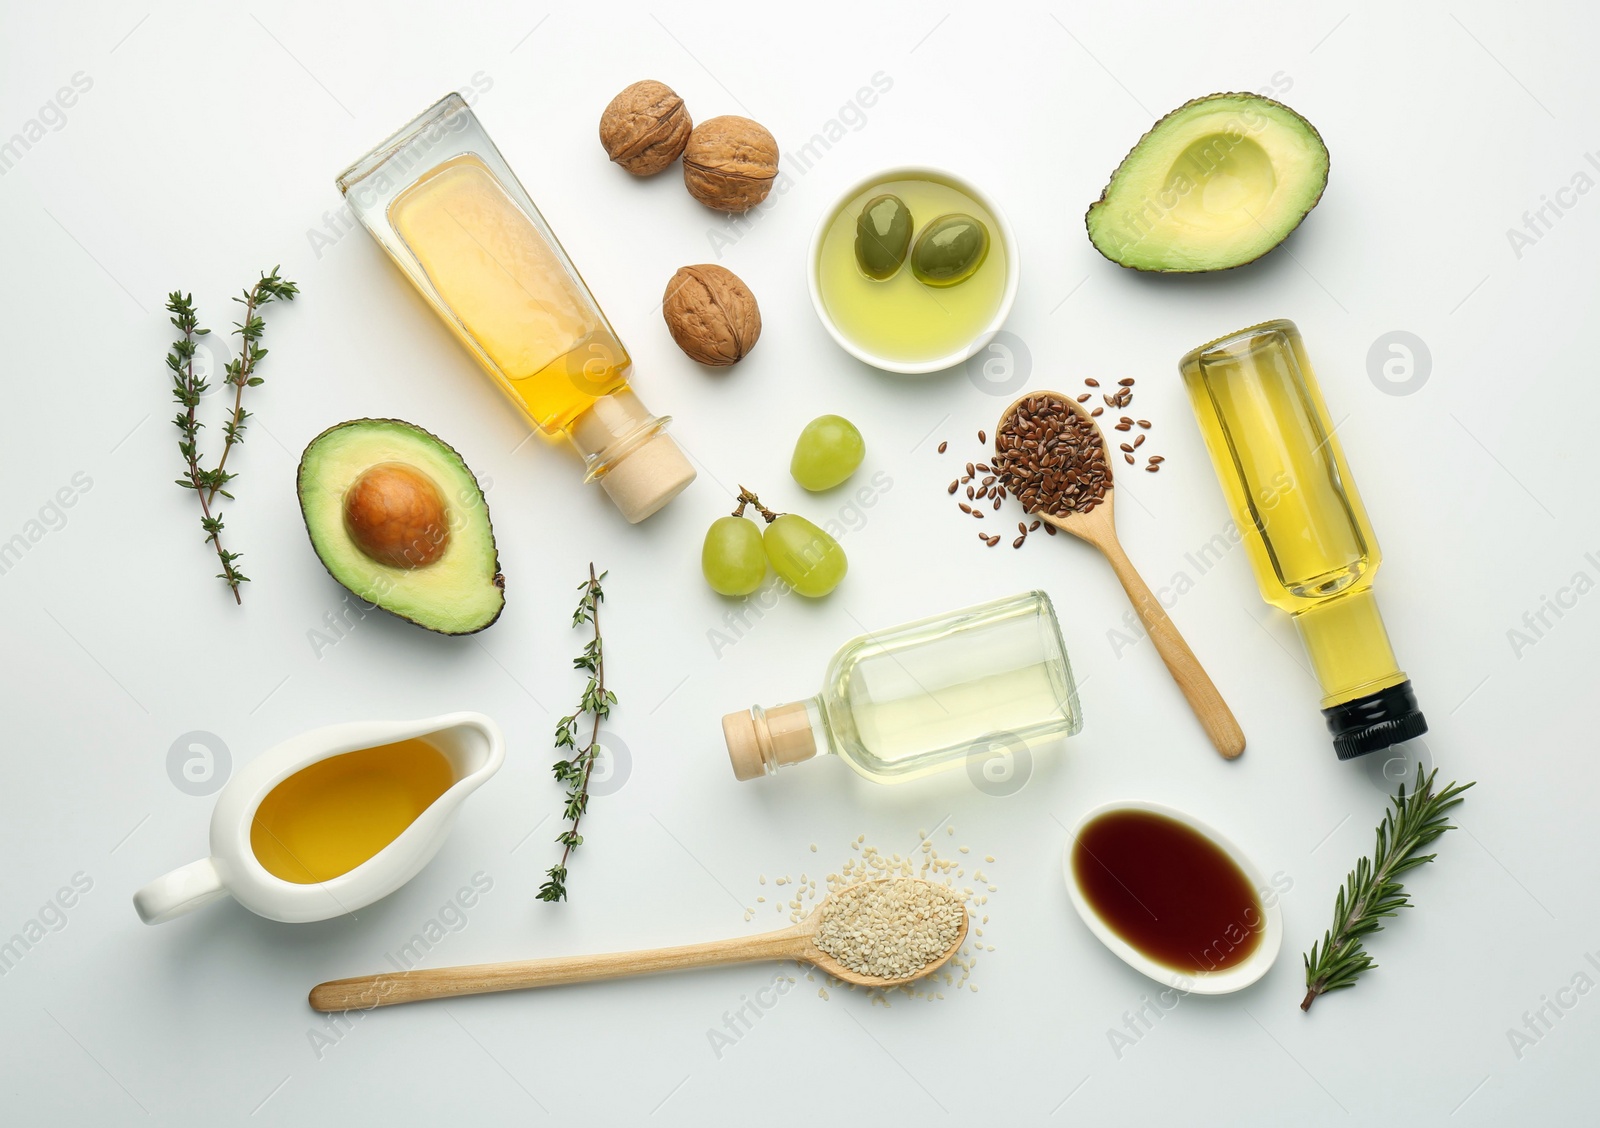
[134,712,505,925]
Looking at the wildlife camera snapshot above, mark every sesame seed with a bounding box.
[814,879,965,982]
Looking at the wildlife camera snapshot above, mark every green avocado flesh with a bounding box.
[297,419,504,635]
[1085,93,1329,273]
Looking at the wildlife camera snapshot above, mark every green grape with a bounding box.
[764,513,847,597]
[790,414,866,492]
[701,515,767,596]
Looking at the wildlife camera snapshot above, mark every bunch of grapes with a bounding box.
[701,415,865,599]
[702,489,847,598]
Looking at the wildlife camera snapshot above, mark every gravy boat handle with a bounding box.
[134,858,229,925]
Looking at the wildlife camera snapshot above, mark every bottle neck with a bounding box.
[724,698,824,780]
[1291,588,1408,709]
[561,387,696,523]
[561,387,664,480]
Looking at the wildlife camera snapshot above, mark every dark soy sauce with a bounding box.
[1072,809,1263,974]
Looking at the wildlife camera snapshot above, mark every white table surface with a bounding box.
[3,1,1595,1124]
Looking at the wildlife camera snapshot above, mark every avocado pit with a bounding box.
[342,462,450,569]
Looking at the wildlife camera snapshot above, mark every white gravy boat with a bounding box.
[134,712,504,925]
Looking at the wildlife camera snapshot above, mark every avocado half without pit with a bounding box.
[297,419,505,635]
[1085,92,1329,273]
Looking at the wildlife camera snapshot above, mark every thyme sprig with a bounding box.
[538,565,616,903]
[166,268,298,603]
[1301,765,1474,1011]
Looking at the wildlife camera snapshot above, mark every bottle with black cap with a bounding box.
[1179,319,1427,759]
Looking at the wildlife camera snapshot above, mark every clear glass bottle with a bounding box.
[1179,319,1427,759]
[722,591,1082,783]
[336,93,695,523]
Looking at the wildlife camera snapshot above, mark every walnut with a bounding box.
[598,80,692,176]
[682,116,779,213]
[662,265,761,366]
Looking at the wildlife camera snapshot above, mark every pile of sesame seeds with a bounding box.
[747,827,999,1005]
[814,878,965,982]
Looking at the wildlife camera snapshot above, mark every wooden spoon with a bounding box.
[308,879,969,1011]
[997,391,1245,759]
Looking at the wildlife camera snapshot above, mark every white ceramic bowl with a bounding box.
[807,166,1020,374]
[1062,800,1283,995]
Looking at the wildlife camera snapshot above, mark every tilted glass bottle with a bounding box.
[722,591,1082,784]
[337,93,694,522]
[1179,319,1427,759]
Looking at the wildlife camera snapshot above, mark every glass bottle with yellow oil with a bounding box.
[1179,320,1427,759]
[337,94,694,522]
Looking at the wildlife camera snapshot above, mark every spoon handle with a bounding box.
[1098,534,1246,759]
[309,928,806,1011]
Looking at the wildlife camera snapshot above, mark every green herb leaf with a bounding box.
[541,563,615,904]
[165,270,296,604]
[1300,765,1474,1011]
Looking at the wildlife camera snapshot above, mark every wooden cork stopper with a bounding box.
[599,431,696,523]
[723,702,817,781]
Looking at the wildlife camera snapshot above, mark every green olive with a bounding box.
[854,194,913,280]
[911,213,990,287]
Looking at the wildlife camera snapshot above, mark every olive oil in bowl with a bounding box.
[811,169,1015,373]
[251,738,455,884]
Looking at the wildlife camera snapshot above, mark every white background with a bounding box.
[2,1,1595,1124]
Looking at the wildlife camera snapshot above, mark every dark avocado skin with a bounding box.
[1083,92,1330,274]
[295,418,505,636]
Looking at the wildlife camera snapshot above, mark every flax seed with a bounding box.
[1118,378,1134,387]
[938,441,948,453]
[948,480,959,494]
[1137,420,1150,429]
[1085,378,1100,387]
[991,393,1111,517]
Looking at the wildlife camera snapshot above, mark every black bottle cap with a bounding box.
[1322,680,1428,760]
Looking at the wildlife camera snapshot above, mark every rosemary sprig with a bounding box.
[1301,765,1474,1011]
[165,268,297,602]
[538,565,616,903]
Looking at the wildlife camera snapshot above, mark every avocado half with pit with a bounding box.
[1085,93,1329,273]
[297,419,504,635]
